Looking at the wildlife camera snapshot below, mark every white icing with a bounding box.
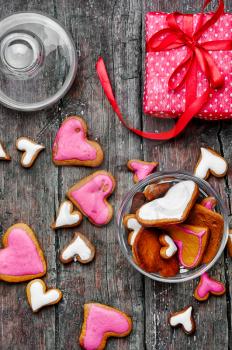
[127,217,142,245]
[138,181,197,222]
[194,147,227,179]
[61,235,92,261]
[55,201,81,228]
[0,143,7,159]
[29,281,61,312]
[170,306,193,333]
[17,138,44,166]
[163,235,177,257]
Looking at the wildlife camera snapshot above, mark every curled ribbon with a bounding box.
[96,0,232,140]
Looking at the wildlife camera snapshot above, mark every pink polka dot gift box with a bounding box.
[144,6,232,122]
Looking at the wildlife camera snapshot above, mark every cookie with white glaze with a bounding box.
[123,214,143,246]
[60,232,95,264]
[26,279,62,312]
[136,180,199,227]
[194,147,228,180]
[51,200,83,230]
[16,137,45,168]
[169,305,196,335]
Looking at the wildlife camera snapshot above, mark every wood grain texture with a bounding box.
[0,0,231,349]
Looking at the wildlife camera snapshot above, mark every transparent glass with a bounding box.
[117,171,229,283]
[0,12,77,111]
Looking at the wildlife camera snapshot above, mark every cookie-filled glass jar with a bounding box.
[117,172,229,283]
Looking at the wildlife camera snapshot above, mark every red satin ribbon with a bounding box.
[96,0,232,140]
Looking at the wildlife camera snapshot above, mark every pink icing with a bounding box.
[129,161,157,181]
[83,304,130,350]
[197,272,225,298]
[201,199,216,210]
[53,117,97,161]
[0,228,44,276]
[174,226,207,268]
[70,174,113,225]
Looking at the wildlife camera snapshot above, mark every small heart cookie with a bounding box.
[67,170,116,226]
[0,223,46,282]
[0,140,11,160]
[127,159,158,183]
[165,224,209,268]
[52,116,104,167]
[79,303,132,350]
[60,232,95,264]
[132,228,179,277]
[194,272,226,301]
[194,147,228,180]
[136,181,199,227]
[143,182,170,201]
[51,200,83,229]
[123,214,143,246]
[169,305,196,335]
[159,234,177,259]
[16,137,45,168]
[26,279,62,312]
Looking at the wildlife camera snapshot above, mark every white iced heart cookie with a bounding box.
[194,147,228,180]
[123,214,142,246]
[169,305,196,335]
[159,234,177,259]
[16,137,45,168]
[0,140,11,161]
[26,279,62,312]
[60,232,95,264]
[52,200,83,229]
[136,180,198,226]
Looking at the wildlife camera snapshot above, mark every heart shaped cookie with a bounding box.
[194,272,226,301]
[52,116,104,167]
[159,234,177,259]
[67,170,116,226]
[60,232,95,264]
[194,147,228,180]
[143,182,170,201]
[0,140,11,160]
[127,159,158,183]
[16,137,45,168]
[169,306,196,335]
[51,200,83,229]
[136,180,199,226]
[79,303,132,350]
[165,224,209,268]
[132,229,179,276]
[26,279,62,312]
[123,214,142,246]
[0,223,46,282]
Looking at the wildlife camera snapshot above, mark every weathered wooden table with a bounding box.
[0,0,231,349]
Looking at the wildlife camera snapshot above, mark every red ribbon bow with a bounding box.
[96,0,232,140]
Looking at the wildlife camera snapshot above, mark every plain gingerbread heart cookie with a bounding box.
[136,180,199,226]
[0,140,11,160]
[51,200,83,229]
[52,116,104,167]
[67,170,116,226]
[16,137,45,168]
[60,232,95,264]
[127,159,158,183]
[169,305,196,335]
[0,223,46,282]
[193,272,226,301]
[79,303,132,350]
[26,279,62,312]
[194,147,228,180]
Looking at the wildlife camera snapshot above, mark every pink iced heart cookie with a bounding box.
[194,272,226,301]
[127,159,158,183]
[79,303,132,350]
[0,223,46,282]
[67,170,116,226]
[52,116,104,167]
